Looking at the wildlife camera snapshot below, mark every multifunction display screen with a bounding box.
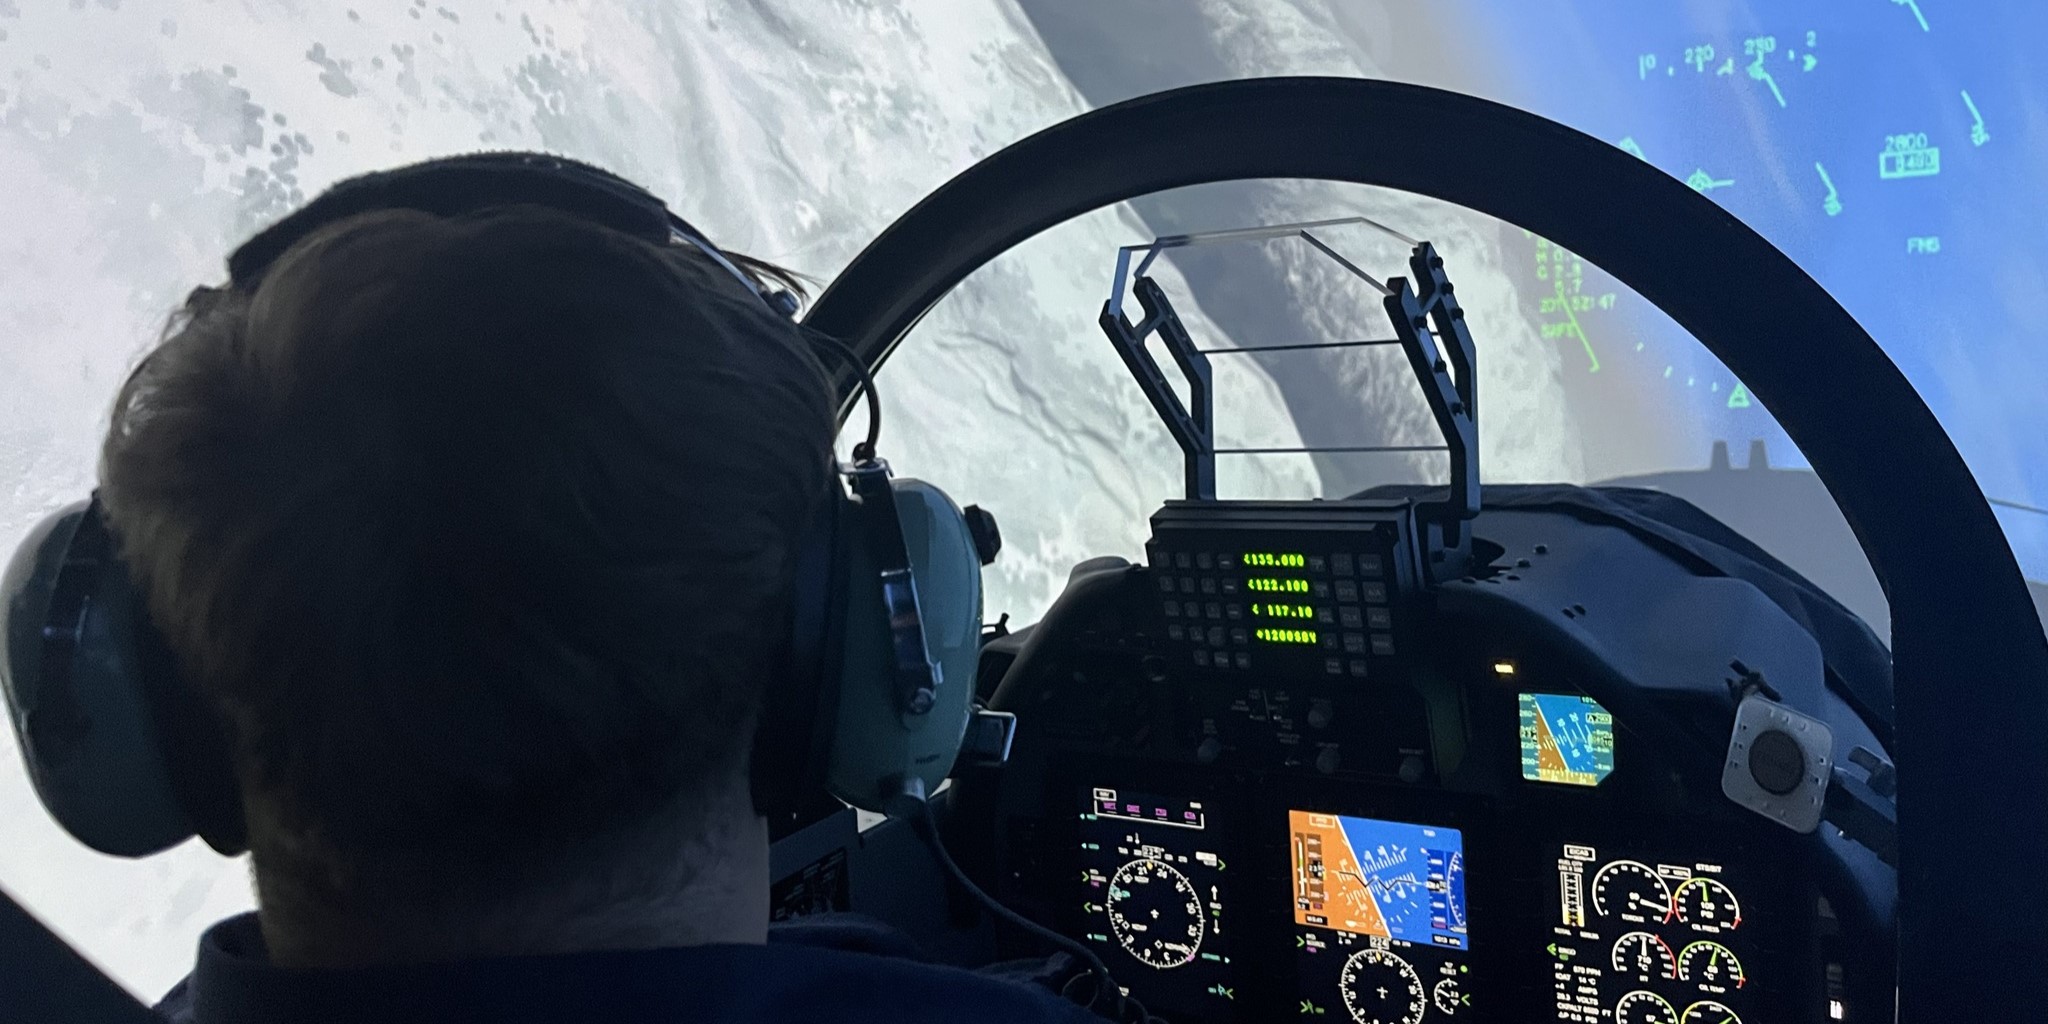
[1519,693,1617,787]
[1291,810,1470,1023]
[1076,787,1235,1013]
[1551,844,1758,1024]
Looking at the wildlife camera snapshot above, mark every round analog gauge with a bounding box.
[1680,999,1742,1024]
[1672,877,1743,933]
[1611,931,1678,982]
[1339,947,1426,1024]
[1615,990,1679,1024]
[1591,860,1673,923]
[1677,941,1747,993]
[1105,858,1204,968]
[1432,976,1463,1016]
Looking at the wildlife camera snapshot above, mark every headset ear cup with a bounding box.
[2,502,219,857]
[823,476,983,813]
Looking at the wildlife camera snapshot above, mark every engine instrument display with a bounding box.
[1292,811,1470,1023]
[1551,844,1758,1024]
[1518,693,1616,787]
[1076,787,1235,1013]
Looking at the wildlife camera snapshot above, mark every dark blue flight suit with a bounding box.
[155,913,1111,1024]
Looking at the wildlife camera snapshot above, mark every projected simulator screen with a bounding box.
[1291,811,1470,1024]
[1076,788,1234,1014]
[1462,0,2048,591]
[1520,693,1617,786]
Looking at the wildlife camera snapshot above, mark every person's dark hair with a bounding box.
[98,205,835,904]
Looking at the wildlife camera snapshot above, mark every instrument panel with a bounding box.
[974,500,1840,1023]
[1041,776,1804,1024]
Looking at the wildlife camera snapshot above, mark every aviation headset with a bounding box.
[0,152,988,858]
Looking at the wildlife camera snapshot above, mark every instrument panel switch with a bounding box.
[1305,700,1334,731]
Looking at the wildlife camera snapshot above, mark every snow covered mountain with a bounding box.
[0,0,1574,997]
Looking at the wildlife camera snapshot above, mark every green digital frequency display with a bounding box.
[1250,602,1315,620]
[1242,552,1306,568]
[1254,628,1319,645]
[1246,578,1311,594]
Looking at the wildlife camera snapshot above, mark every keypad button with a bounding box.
[1205,602,1223,620]
[1175,552,1192,569]
[1342,633,1367,654]
[1335,580,1359,602]
[1184,601,1200,618]
[1317,607,1335,624]
[1193,650,1210,667]
[1348,659,1369,678]
[1324,658,1344,676]
[1179,577,1196,594]
[1206,626,1225,647]
[1220,578,1238,595]
[1234,652,1252,669]
[1362,582,1388,603]
[1196,552,1213,570]
[1333,553,1354,576]
[1367,607,1393,630]
[1308,555,1327,573]
[1225,604,1243,621]
[1158,575,1175,592]
[1371,634,1396,656]
[1200,578,1217,595]
[1229,628,1248,645]
[1356,553,1384,577]
[1339,606,1363,629]
[1167,624,1185,640]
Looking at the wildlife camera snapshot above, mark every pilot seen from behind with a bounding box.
[103,155,1109,1023]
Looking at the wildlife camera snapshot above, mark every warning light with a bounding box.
[1492,661,1518,678]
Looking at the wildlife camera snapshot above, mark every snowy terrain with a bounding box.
[0,0,1576,997]
[1016,0,1587,495]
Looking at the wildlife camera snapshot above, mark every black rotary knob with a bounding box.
[1749,728,1806,795]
